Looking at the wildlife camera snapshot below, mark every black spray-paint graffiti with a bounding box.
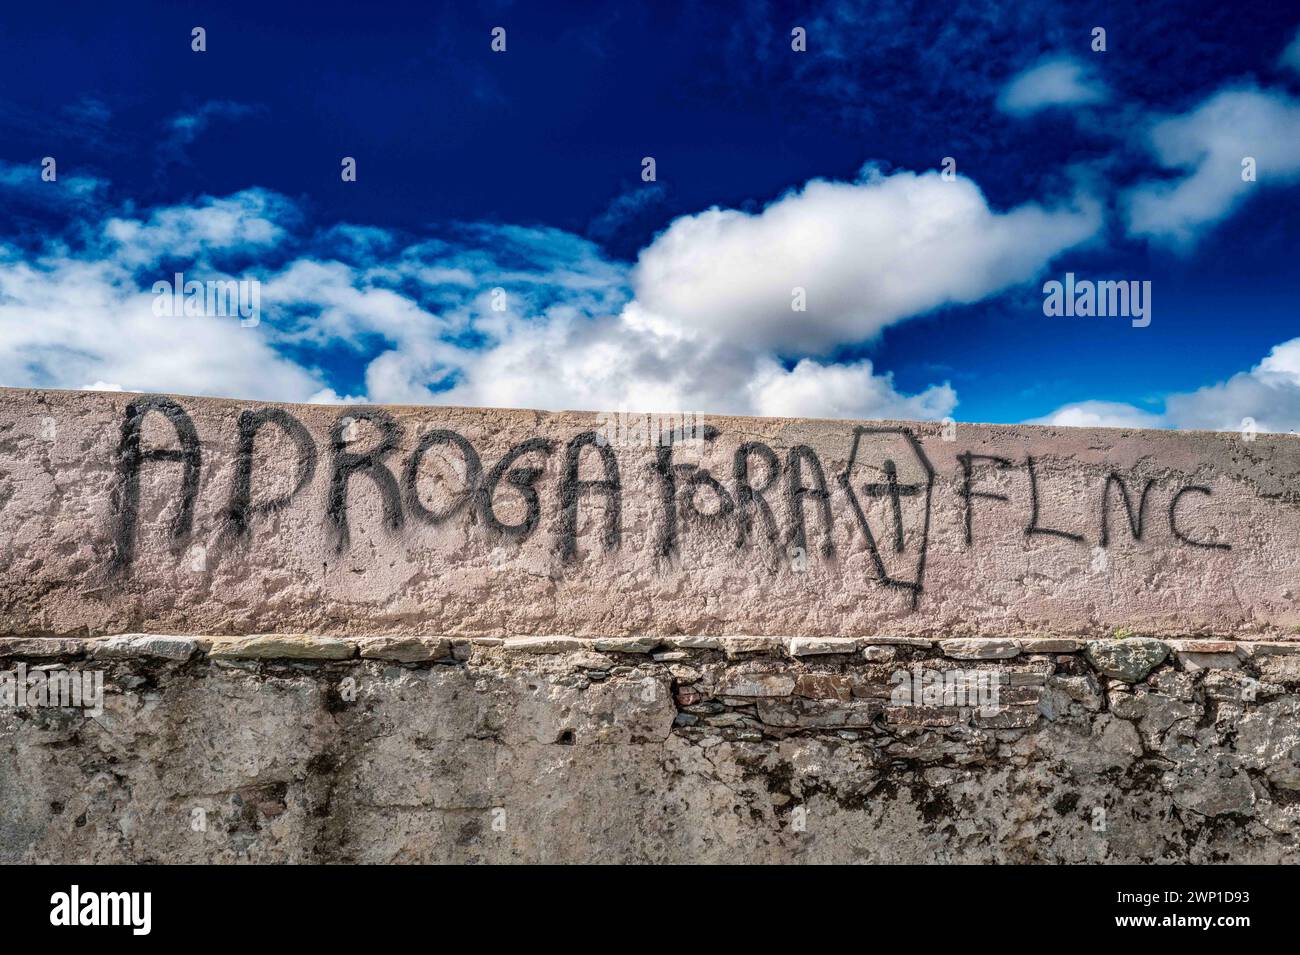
[107,397,1234,605]
[226,408,317,539]
[838,427,934,610]
[109,396,201,571]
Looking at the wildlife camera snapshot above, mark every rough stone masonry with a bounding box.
[0,387,1298,862]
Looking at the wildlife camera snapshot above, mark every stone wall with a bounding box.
[1,388,1298,862]
[2,632,1298,863]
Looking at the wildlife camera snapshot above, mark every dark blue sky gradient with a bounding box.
[1,0,1297,421]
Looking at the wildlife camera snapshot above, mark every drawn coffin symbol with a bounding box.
[837,426,935,608]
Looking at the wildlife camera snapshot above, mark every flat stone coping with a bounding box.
[2,633,1296,671]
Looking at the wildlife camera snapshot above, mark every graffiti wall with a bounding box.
[1,388,1297,637]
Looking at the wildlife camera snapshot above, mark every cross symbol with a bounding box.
[860,459,922,552]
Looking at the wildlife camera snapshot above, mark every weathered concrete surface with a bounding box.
[1,387,1298,638]
[2,636,1298,863]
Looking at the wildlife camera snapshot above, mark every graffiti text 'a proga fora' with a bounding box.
[106,397,1233,607]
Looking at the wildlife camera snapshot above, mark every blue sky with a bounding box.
[1,0,1298,429]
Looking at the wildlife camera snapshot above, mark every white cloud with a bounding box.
[0,172,982,420]
[34,140,1300,432]
[6,152,1294,431]
[1125,87,1300,247]
[0,159,106,209]
[420,302,959,421]
[262,257,456,350]
[588,184,666,239]
[1032,337,1300,433]
[166,101,258,145]
[1027,400,1164,429]
[0,163,1101,423]
[0,190,323,401]
[104,189,292,267]
[388,164,1103,418]
[747,357,956,421]
[631,166,1101,354]
[307,388,367,405]
[159,101,262,173]
[997,57,1107,116]
[1163,337,1300,432]
[0,254,325,400]
[1280,27,1300,73]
